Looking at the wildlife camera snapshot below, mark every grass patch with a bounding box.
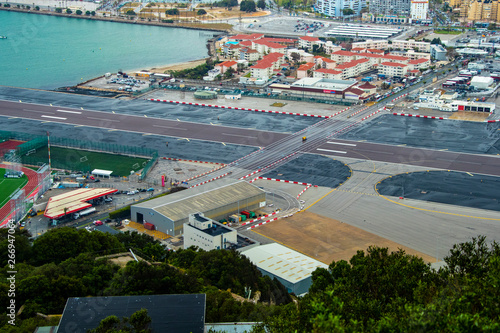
[271,102,287,107]
[21,147,149,177]
[0,168,28,208]
[243,72,251,78]
[433,29,462,35]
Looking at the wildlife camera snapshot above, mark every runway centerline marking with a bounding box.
[152,125,187,131]
[41,115,67,120]
[23,109,50,114]
[355,148,394,155]
[57,109,81,114]
[221,133,257,139]
[317,148,346,154]
[326,141,356,147]
[86,117,120,122]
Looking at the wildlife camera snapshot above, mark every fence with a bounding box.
[140,151,158,181]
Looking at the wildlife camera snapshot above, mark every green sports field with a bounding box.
[0,168,28,208]
[21,146,149,177]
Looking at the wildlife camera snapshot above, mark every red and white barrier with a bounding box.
[239,169,262,180]
[487,119,500,123]
[182,165,226,182]
[257,177,312,186]
[163,157,226,165]
[149,98,328,118]
[190,172,230,188]
[391,93,408,102]
[247,217,279,230]
[361,108,383,121]
[297,184,312,199]
[241,211,279,226]
[393,112,445,120]
[348,106,369,118]
[329,106,351,118]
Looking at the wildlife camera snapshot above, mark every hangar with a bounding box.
[131,179,266,236]
[241,243,328,295]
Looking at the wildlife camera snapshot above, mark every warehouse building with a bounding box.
[131,179,266,236]
[241,243,328,295]
[270,78,358,99]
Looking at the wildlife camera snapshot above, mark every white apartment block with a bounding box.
[313,68,343,80]
[299,36,321,50]
[352,39,430,52]
[183,213,237,251]
[331,50,358,63]
[410,0,428,20]
[379,62,409,77]
[315,0,367,17]
[352,39,389,49]
[322,41,342,54]
[335,58,370,79]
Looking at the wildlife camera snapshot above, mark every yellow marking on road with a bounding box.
[142,133,152,136]
[112,111,115,114]
[81,107,84,110]
[439,148,448,151]
[222,142,226,146]
[108,129,117,132]
[41,121,51,123]
[302,188,336,211]
[19,100,22,103]
[50,104,53,106]
[177,118,180,121]
[466,172,473,177]
[397,144,407,146]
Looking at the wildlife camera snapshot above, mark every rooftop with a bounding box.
[292,77,357,90]
[300,36,320,42]
[44,188,117,219]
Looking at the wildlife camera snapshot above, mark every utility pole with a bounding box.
[47,131,51,171]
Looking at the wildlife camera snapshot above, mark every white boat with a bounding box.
[0,36,7,39]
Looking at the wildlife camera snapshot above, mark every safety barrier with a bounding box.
[393,112,446,120]
[241,211,279,226]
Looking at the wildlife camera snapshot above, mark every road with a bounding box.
[1,97,499,178]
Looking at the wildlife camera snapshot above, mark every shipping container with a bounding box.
[240,215,247,222]
[248,211,257,218]
[240,211,250,218]
[144,222,155,230]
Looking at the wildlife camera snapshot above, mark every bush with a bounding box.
[65,8,72,14]
[162,19,174,23]
[197,9,207,15]
[109,206,131,220]
[76,9,82,15]
[55,7,62,13]
[85,10,90,15]
[125,9,136,16]
[3,3,10,7]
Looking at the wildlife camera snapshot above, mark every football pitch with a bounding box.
[21,146,149,177]
[0,168,28,208]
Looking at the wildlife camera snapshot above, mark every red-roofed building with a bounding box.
[239,40,253,47]
[297,62,316,79]
[335,58,370,79]
[345,87,369,101]
[313,68,343,80]
[408,57,430,70]
[367,48,385,54]
[314,56,336,69]
[351,47,367,53]
[215,61,238,74]
[382,55,410,64]
[357,81,377,95]
[299,36,321,49]
[379,62,408,77]
[252,40,287,55]
[260,37,296,47]
[239,47,260,62]
[357,53,384,66]
[228,33,264,42]
[223,43,242,59]
[331,50,358,64]
[250,53,285,79]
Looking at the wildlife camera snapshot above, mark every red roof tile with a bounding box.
[315,68,342,75]
[300,36,320,42]
[408,58,430,64]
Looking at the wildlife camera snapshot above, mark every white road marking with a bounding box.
[41,115,67,120]
[86,117,120,122]
[57,109,81,114]
[326,141,357,147]
[221,133,257,139]
[317,148,346,154]
[153,125,187,131]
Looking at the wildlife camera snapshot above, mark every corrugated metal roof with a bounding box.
[134,179,264,222]
[242,243,328,283]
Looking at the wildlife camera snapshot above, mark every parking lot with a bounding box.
[80,73,151,92]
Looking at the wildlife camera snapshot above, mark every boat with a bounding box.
[0,36,6,39]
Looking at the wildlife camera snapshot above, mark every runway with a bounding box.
[1,99,500,177]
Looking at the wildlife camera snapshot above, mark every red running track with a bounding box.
[0,164,40,227]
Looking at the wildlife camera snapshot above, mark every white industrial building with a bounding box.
[470,76,494,90]
[410,0,428,20]
[241,243,328,295]
[325,24,400,39]
[131,179,266,236]
[315,0,367,17]
[183,213,237,251]
[416,89,495,112]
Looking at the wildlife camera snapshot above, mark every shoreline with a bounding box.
[0,7,233,33]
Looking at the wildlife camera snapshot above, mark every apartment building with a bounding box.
[335,58,370,79]
[331,50,358,63]
[369,0,411,15]
[391,39,431,52]
[449,0,500,23]
[250,53,285,79]
[411,0,429,20]
[408,57,431,70]
[313,68,343,80]
[299,36,321,49]
[352,39,389,49]
[322,41,342,54]
[314,56,337,69]
[239,47,261,62]
[315,0,367,17]
[378,62,409,77]
[252,40,287,55]
[297,62,316,78]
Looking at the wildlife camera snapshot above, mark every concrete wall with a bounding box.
[131,206,175,235]
[258,268,313,295]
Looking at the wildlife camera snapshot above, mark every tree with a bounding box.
[197,8,207,15]
[88,308,152,333]
[126,9,136,16]
[240,0,256,12]
[91,10,96,16]
[55,7,62,13]
[66,8,72,14]
[488,23,496,30]
[165,8,179,15]
[290,52,301,64]
[76,9,82,15]
[85,10,90,15]
[431,37,442,45]
[257,0,266,9]
[223,67,236,79]
[342,8,354,16]
[35,5,40,10]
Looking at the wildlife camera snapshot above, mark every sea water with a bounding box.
[0,11,213,89]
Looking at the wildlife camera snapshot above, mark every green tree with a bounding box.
[240,0,256,12]
[91,10,96,16]
[197,8,207,15]
[223,67,235,79]
[85,10,91,15]
[342,8,354,16]
[55,7,62,13]
[88,308,152,333]
[126,9,136,16]
[76,9,82,15]
[66,8,72,14]
[257,0,266,9]
[165,8,179,15]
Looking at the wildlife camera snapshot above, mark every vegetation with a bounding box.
[168,59,217,80]
[65,8,72,14]
[165,8,179,16]
[212,0,238,8]
[240,0,256,12]
[126,9,136,16]
[89,309,152,333]
[55,7,62,13]
[433,29,461,35]
[0,168,28,209]
[257,0,266,9]
[75,9,82,15]
[197,9,207,15]
[0,228,292,331]
[108,205,131,220]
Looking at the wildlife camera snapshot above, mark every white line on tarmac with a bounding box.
[57,109,81,114]
[86,117,120,122]
[326,141,356,147]
[153,125,187,131]
[317,148,346,154]
[221,133,257,139]
[41,115,67,120]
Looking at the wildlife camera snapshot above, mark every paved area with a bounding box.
[146,159,218,185]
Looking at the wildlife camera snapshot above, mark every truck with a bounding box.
[73,207,96,220]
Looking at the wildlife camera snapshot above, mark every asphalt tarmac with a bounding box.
[377,171,500,212]
[262,154,351,187]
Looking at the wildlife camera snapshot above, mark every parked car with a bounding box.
[146,188,155,192]
[93,220,103,226]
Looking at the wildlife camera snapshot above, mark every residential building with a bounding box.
[259,37,296,47]
[352,39,389,49]
[330,50,358,63]
[287,48,315,62]
[252,40,287,55]
[335,58,370,79]
[250,53,285,80]
[223,43,241,59]
[228,33,264,42]
[391,39,431,52]
[382,54,410,64]
[239,47,261,62]
[369,0,411,15]
[379,62,409,77]
[297,62,316,78]
[298,36,321,50]
[314,55,337,69]
[362,13,409,23]
[431,44,448,61]
[215,60,238,74]
[183,213,237,251]
[390,49,431,60]
[313,68,343,80]
[411,0,429,20]
[408,57,431,70]
[315,0,368,17]
[322,41,342,54]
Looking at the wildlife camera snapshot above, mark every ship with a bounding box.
[0,36,7,39]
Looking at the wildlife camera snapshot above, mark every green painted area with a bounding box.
[433,30,462,35]
[0,168,28,209]
[21,147,149,177]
